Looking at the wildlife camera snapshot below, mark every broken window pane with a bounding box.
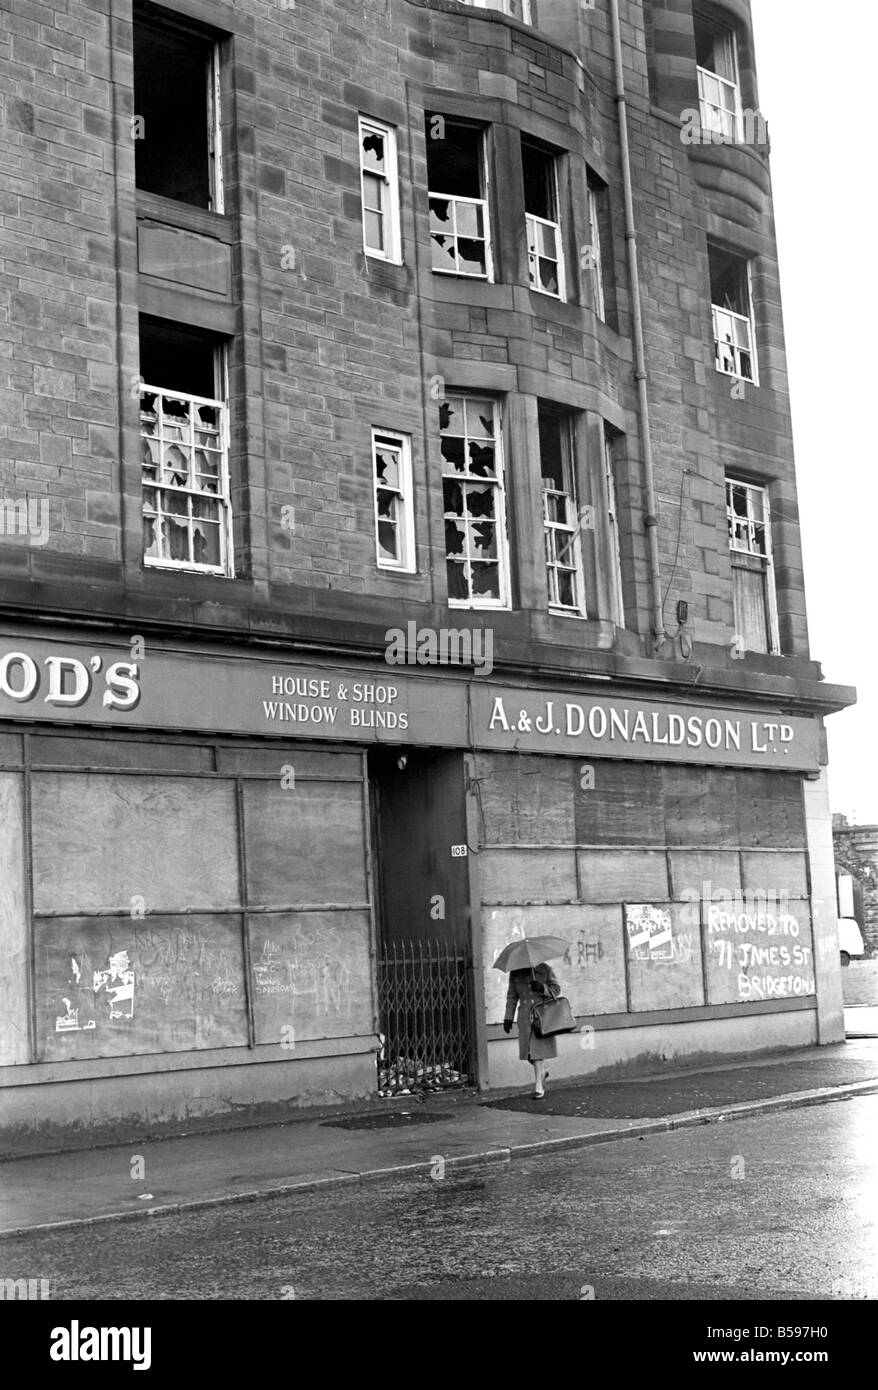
[439,395,507,606]
[726,477,776,653]
[360,117,401,261]
[709,246,756,382]
[138,322,232,575]
[372,431,413,569]
[426,119,490,279]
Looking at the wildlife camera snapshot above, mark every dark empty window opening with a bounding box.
[426,119,484,199]
[139,319,219,400]
[133,14,221,210]
[521,140,556,222]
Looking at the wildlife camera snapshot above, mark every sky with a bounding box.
[749,0,877,824]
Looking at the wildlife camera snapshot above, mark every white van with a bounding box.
[838,917,866,967]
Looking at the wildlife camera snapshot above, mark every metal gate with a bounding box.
[376,938,473,1095]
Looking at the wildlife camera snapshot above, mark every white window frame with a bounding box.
[697,29,743,142]
[726,477,779,654]
[440,395,510,610]
[523,141,565,301]
[712,260,758,385]
[428,125,494,282]
[604,432,625,627]
[540,413,585,618]
[372,428,415,572]
[464,0,532,22]
[587,184,606,320]
[358,116,402,264]
[140,347,234,577]
[208,44,224,214]
[526,212,566,300]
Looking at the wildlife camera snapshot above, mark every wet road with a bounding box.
[2,1095,875,1301]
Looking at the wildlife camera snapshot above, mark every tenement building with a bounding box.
[0,0,855,1140]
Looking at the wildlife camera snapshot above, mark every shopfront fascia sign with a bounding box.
[0,634,821,771]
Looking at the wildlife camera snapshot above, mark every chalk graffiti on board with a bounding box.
[253,932,352,1017]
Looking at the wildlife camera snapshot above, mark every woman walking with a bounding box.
[503,962,562,1099]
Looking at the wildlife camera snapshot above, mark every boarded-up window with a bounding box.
[625,903,705,1011]
[36,915,248,1061]
[242,781,368,907]
[249,912,374,1044]
[0,773,28,1065]
[31,773,240,915]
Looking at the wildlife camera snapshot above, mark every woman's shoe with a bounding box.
[532,1090,545,1100]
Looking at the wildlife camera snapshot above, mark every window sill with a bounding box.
[136,190,234,244]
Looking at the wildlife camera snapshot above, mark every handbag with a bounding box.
[530,985,578,1037]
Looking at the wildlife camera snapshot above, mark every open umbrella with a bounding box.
[492,936,570,972]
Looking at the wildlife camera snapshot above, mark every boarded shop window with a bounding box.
[139,319,234,576]
[726,477,779,654]
[426,117,493,279]
[480,757,813,1019]
[0,773,28,1065]
[709,244,758,383]
[439,395,510,608]
[36,915,249,1062]
[625,903,706,1011]
[521,138,566,300]
[372,429,415,571]
[241,781,369,909]
[538,405,585,615]
[30,773,241,916]
[133,10,223,211]
[249,911,374,1046]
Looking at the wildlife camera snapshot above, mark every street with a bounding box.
[2,1094,875,1301]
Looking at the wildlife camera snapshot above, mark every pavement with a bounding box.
[3,1036,878,1240]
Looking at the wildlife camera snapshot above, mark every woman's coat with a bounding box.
[504,963,562,1061]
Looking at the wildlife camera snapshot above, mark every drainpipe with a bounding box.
[609,0,666,654]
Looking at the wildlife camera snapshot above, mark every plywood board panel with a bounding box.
[741,851,809,898]
[664,767,738,846]
[574,760,665,846]
[31,773,240,915]
[249,911,374,1044]
[668,851,742,900]
[242,781,367,907]
[705,898,814,1004]
[35,914,248,1060]
[0,733,23,767]
[216,747,363,779]
[0,773,28,1064]
[482,904,626,1022]
[735,771,806,848]
[577,849,669,903]
[476,754,575,846]
[479,849,578,904]
[625,902,705,1011]
[29,736,214,772]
